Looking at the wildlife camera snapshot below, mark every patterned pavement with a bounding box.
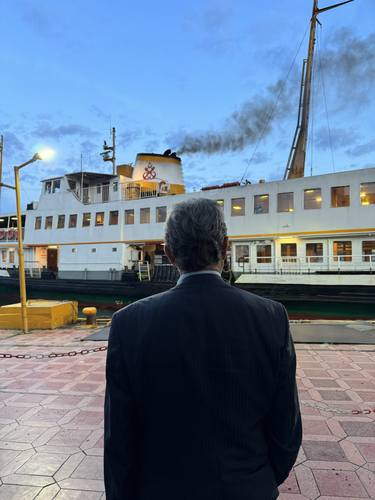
[0,327,374,499]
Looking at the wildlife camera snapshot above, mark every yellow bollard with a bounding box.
[82,307,97,326]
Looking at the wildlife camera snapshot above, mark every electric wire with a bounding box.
[240,24,309,183]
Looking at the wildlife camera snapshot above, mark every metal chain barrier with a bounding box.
[1,349,374,416]
[0,346,107,360]
[301,400,375,416]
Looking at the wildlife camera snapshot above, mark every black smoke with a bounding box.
[175,28,375,156]
[177,80,292,155]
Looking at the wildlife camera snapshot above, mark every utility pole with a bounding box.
[101,127,116,175]
[284,0,353,180]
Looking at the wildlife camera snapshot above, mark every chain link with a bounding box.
[1,349,374,416]
[301,400,375,416]
[0,346,107,360]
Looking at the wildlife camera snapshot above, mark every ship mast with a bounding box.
[284,0,353,180]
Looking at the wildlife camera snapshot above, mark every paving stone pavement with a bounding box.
[0,328,375,499]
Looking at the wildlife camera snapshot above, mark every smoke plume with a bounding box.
[175,29,375,156]
[177,80,292,155]
[318,29,375,109]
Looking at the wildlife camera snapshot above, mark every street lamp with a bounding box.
[1,148,55,333]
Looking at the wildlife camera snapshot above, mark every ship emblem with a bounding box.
[143,162,157,180]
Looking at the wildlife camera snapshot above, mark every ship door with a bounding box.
[47,248,58,272]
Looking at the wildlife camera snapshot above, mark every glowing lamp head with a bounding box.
[35,148,55,161]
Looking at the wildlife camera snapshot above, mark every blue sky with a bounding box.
[0,0,374,212]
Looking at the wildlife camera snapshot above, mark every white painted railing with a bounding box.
[235,255,375,274]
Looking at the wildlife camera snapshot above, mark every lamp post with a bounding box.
[0,148,54,334]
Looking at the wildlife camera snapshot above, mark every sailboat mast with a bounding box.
[284,0,354,180]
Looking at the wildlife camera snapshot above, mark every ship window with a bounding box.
[362,241,375,262]
[71,248,76,253]
[125,209,134,225]
[2,250,6,262]
[306,243,323,263]
[278,192,294,212]
[156,206,167,223]
[333,241,352,262]
[9,251,14,264]
[57,215,65,229]
[231,198,245,216]
[82,213,91,227]
[331,186,350,207]
[112,247,117,252]
[113,182,118,192]
[257,244,272,263]
[35,217,42,230]
[69,214,77,228]
[45,181,52,194]
[95,212,105,226]
[140,207,150,224]
[254,194,269,214]
[235,245,249,263]
[304,188,322,209]
[281,243,297,262]
[96,185,101,194]
[216,199,224,209]
[52,179,61,193]
[91,248,96,253]
[109,210,119,225]
[45,216,53,230]
[360,182,375,205]
[68,179,76,190]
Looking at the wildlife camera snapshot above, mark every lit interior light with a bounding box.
[360,192,367,198]
[232,205,242,210]
[11,217,18,220]
[260,195,268,199]
[37,148,55,161]
[362,200,370,205]
[216,200,224,205]
[0,218,4,222]
[315,196,322,202]
[288,208,294,212]
[305,189,315,193]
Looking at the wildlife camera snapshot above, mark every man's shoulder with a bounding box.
[230,284,285,316]
[112,288,176,324]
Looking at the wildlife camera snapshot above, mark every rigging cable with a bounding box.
[310,38,317,176]
[240,24,309,183]
[317,24,335,173]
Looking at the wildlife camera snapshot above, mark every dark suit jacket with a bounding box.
[104,273,302,500]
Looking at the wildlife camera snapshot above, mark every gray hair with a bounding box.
[165,198,227,272]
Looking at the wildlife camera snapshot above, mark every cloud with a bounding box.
[2,132,26,158]
[346,139,375,158]
[32,122,98,140]
[245,151,272,165]
[315,127,358,150]
[118,130,142,147]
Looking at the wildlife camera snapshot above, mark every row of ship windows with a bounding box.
[226,183,375,215]
[33,181,375,230]
[34,206,168,230]
[235,241,375,263]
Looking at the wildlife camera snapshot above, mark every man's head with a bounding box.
[164,198,228,273]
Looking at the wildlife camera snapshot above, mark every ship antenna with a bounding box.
[283,0,353,180]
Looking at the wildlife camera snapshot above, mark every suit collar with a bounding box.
[177,270,221,285]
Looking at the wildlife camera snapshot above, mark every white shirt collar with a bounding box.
[177,270,221,285]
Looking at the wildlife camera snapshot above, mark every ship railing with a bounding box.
[236,254,374,274]
[24,261,42,278]
[122,183,158,200]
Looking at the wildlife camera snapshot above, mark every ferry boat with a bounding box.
[0,0,374,305]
